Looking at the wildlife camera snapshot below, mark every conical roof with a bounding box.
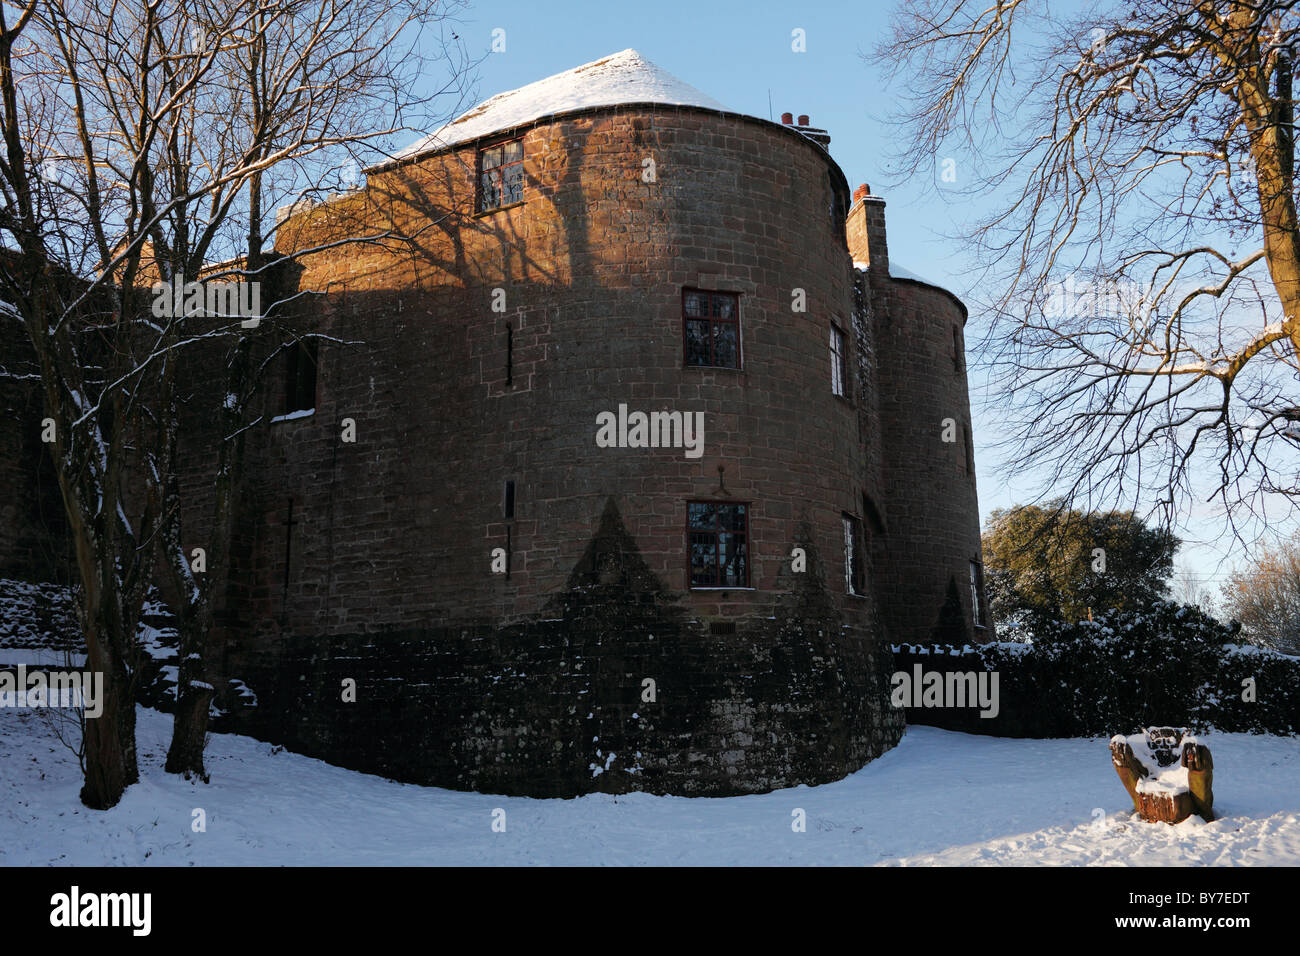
[387,49,729,164]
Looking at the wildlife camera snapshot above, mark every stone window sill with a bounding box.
[474,200,526,219]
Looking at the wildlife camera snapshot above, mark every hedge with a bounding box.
[891,601,1300,737]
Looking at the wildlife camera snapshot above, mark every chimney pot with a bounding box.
[780,112,793,125]
[798,114,809,126]
[854,183,870,201]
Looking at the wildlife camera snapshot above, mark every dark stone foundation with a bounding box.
[208,501,903,796]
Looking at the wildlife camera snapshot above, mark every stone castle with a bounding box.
[0,50,988,796]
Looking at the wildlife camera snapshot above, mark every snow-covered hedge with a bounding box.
[893,601,1299,737]
[0,578,80,650]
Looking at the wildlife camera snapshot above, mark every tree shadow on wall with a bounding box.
[930,575,968,645]
[556,496,671,605]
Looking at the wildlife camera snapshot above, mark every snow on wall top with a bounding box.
[888,262,963,303]
[382,49,729,167]
[888,262,938,286]
[853,259,964,306]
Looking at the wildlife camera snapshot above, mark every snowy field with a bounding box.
[2,697,1298,866]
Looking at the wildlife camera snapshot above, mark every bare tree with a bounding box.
[147,0,472,781]
[1221,533,1300,651]
[1172,562,1219,613]
[876,0,1300,538]
[0,0,469,805]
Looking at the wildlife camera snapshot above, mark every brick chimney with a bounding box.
[846,183,888,275]
[791,112,830,148]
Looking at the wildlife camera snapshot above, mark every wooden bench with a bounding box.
[1109,727,1214,824]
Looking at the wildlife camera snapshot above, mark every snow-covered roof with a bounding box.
[854,259,966,312]
[888,262,940,286]
[381,49,729,168]
[888,261,962,302]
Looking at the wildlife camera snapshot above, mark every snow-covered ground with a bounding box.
[2,696,1297,866]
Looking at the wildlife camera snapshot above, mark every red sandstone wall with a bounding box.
[845,193,988,644]
[0,318,69,583]
[867,271,988,641]
[209,106,887,657]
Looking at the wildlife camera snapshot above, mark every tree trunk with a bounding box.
[78,626,130,808]
[162,173,262,778]
[164,672,214,780]
[116,654,139,786]
[164,591,214,779]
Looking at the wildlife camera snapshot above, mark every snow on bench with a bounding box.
[1109,727,1215,824]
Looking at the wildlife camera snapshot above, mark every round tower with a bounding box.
[846,186,990,647]
[165,52,984,796]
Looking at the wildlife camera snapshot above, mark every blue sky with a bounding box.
[426,0,1264,598]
